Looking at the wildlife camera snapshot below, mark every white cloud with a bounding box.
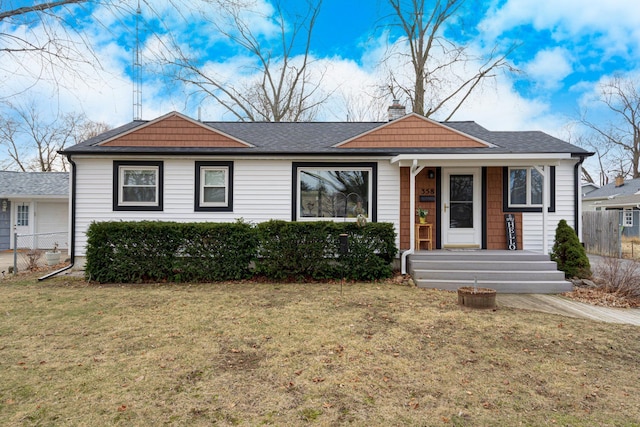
[480,0,640,56]
[523,47,573,90]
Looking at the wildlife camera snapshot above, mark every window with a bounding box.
[623,209,634,227]
[17,205,29,226]
[113,161,163,211]
[503,166,555,212]
[292,162,377,221]
[195,161,233,212]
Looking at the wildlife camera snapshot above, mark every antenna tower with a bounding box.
[133,0,142,120]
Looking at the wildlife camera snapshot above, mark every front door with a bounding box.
[442,168,481,248]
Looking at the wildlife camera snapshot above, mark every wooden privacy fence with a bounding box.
[582,211,621,257]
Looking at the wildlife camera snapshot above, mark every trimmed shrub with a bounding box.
[550,219,592,278]
[84,220,398,283]
[171,221,257,282]
[85,220,256,283]
[85,221,182,283]
[255,220,397,281]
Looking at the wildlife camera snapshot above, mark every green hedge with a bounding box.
[85,221,256,283]
[84,220,397,283]
[255,220,397,281]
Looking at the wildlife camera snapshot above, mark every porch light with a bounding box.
[1,200,6,212]
[427,170,435,179]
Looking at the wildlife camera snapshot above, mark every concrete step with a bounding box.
[410,250,552,262]
[411,269,566,282]
[413,278,572,294]
[409,259,559,271]
[407,250,569,294]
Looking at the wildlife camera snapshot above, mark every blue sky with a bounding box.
[2,0,640,174]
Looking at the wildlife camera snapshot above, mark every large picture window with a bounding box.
[113,161,163,211]
[195,161,233,212]
[293,162,377,221]
[503,166,555,212]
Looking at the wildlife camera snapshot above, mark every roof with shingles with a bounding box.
[61,112,592,157]
[593,194,640,208]
[583,177,640,200]
[0,171,69,198]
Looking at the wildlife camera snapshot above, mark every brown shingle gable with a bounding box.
[100,112,250,148]
[336,114,489,149]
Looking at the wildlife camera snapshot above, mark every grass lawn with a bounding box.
[1,273,639,426]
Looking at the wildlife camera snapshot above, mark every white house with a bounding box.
[60,110,592,289]
[0,171,69,251]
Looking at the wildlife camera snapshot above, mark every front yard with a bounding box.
[1,273,639,426]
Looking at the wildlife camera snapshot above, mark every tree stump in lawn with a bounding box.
[457,286,497,309]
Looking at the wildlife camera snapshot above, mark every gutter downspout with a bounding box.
[401,160,424,274]
[39,155,76,281]
[574,156,586,238]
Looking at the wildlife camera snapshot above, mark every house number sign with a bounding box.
[505,214,517,250]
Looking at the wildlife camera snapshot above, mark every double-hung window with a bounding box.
[504,166,555,212]
[623,209,634,227]
[195,161,233,212]
[293,162,377,221]
[113,161,163,211]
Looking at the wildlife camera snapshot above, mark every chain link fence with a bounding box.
[12,232,69,273]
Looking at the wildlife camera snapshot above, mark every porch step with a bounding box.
[408,250,571,294]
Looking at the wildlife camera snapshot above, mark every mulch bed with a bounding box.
[564,287,640,308]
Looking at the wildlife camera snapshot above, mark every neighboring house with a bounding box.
[585,192,640,239]
[60,110,592,272]
[582,182,599,197]
[582,176,640,212]
[0,171,69,250]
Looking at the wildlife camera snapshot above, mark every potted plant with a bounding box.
[45,242,61,266]
[416,208,428,224]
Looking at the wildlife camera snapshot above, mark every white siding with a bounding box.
[73,157,401,257]
[521,160,577,253]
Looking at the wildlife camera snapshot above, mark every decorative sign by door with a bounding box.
[505,214,517,250]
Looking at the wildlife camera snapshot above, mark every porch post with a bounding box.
[402,160,424,274]
[535,165,549,254]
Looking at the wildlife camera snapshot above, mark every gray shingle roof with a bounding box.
[61,114,592,157]
[583,177,640,200]
[0,171,69,197]
[594,194,640,208]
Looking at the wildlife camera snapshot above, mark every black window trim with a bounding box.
[292,161,378,221]
[502,166,555,213]
[113,160,164,211]
[195,161,234,212]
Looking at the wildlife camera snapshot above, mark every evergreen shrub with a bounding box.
[550,219,592,278]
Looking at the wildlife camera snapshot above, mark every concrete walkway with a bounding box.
[0,250,14,274]
[497,294,640,326]
[497,253,640,326]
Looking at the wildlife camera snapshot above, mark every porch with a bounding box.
[408,250,572,294]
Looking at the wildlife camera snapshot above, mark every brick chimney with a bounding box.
[615,175,624,187]
[387,99,406,121]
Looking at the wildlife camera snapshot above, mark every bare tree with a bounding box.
[384,0,517,119]
[160,0,328,122]
[0,101,109,172]
[571,133,612,186]
[0,1,103,94]
[581,75,640,179]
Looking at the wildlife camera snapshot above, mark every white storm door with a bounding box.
[14,202,31,236]
[442,168,481,247]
